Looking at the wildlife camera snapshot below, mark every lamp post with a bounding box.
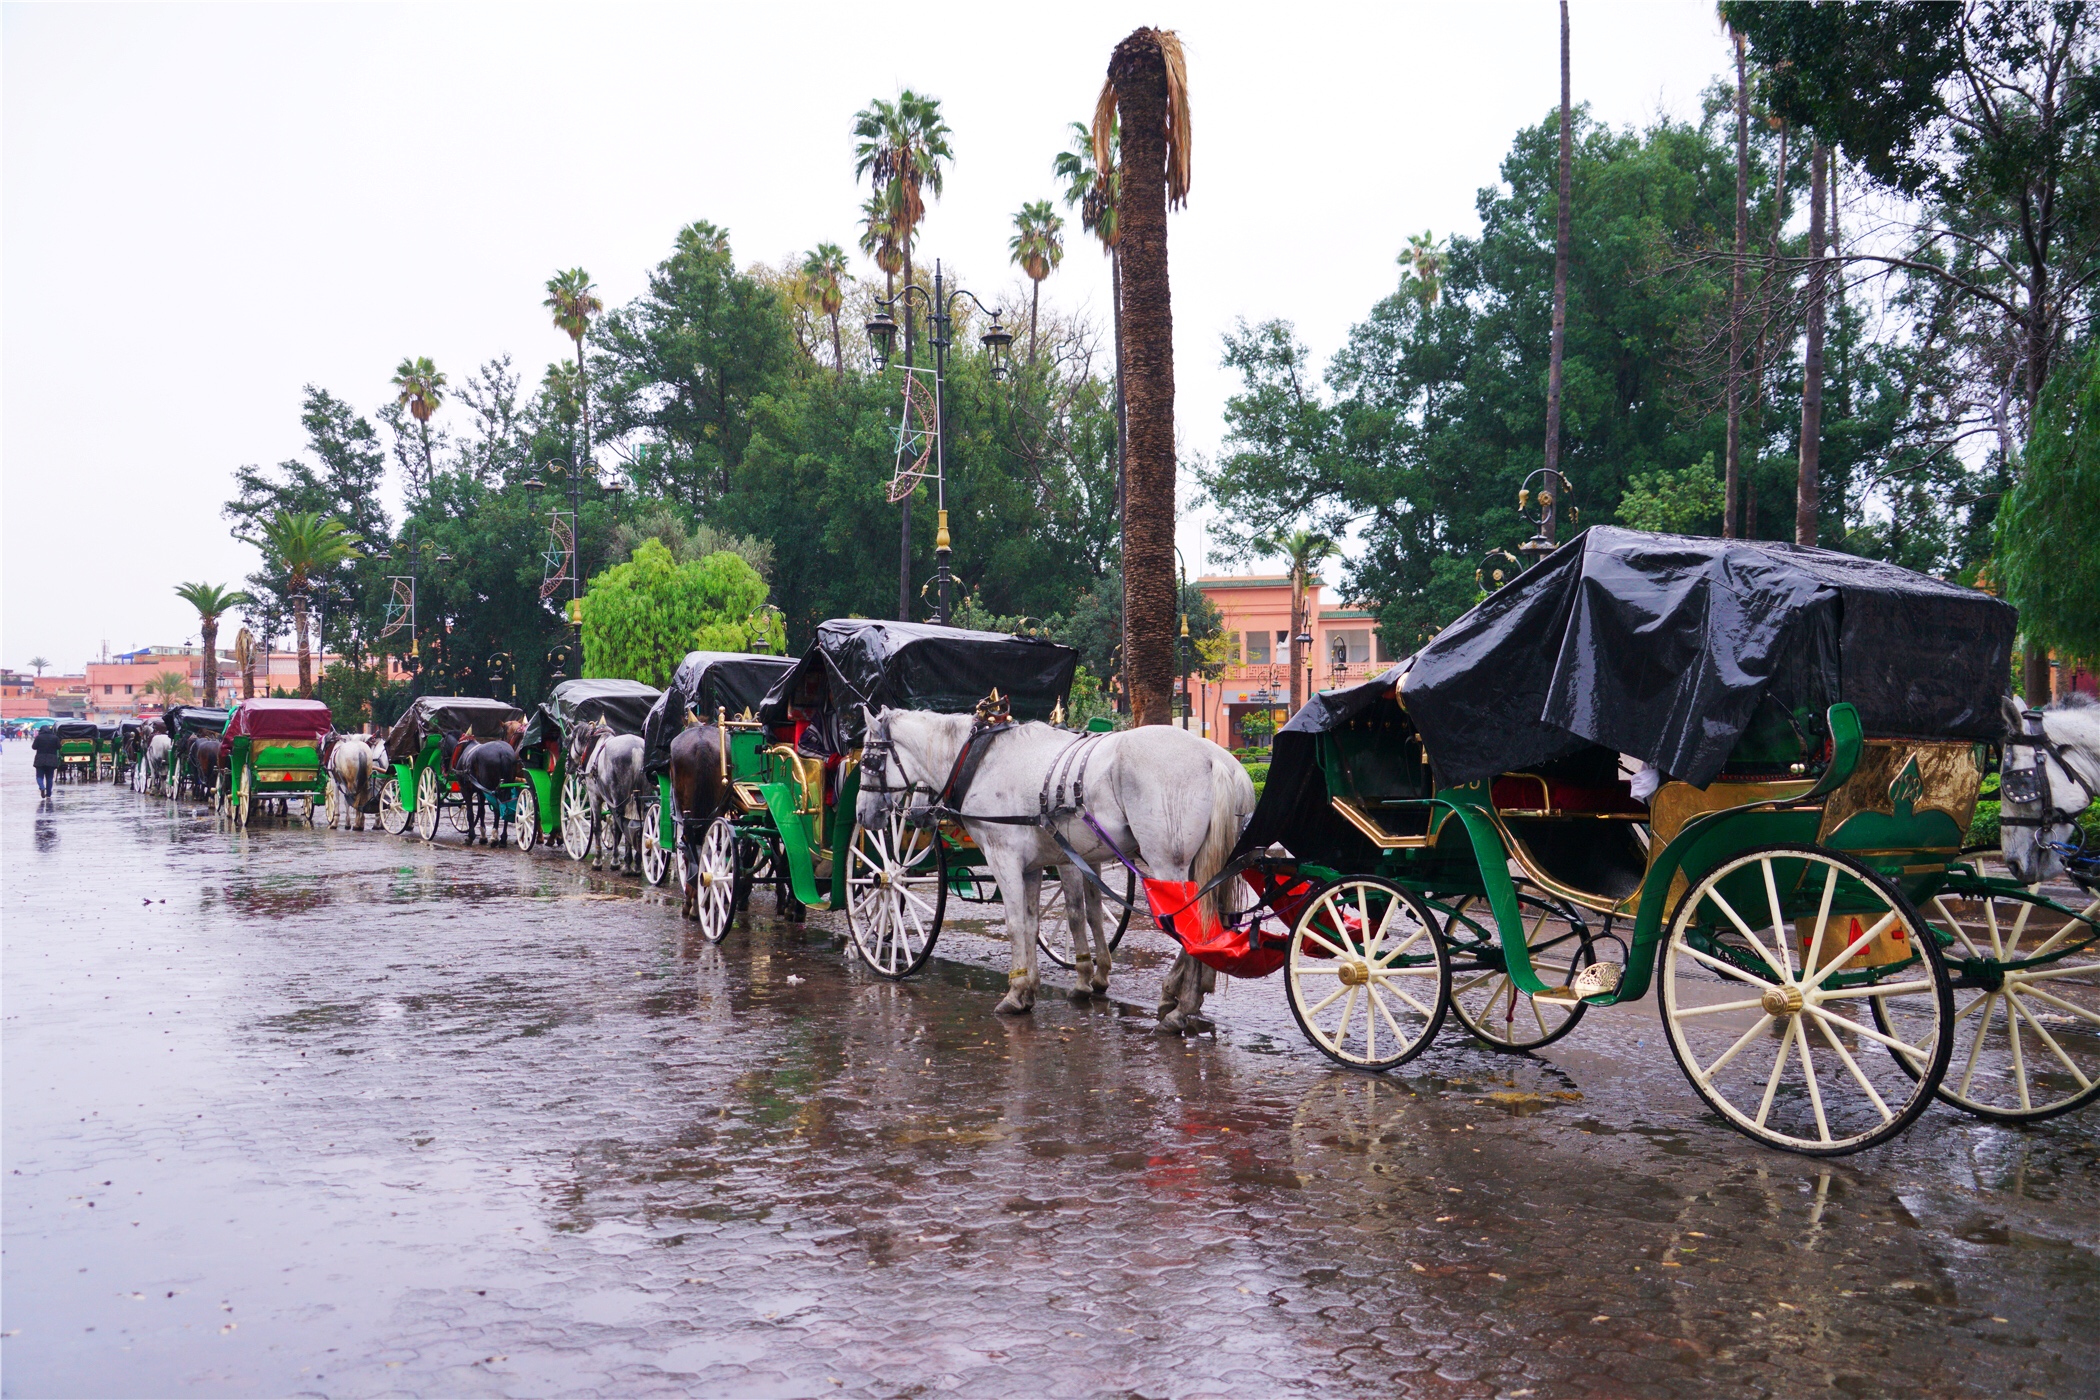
[866,259,1014,625]
[1297,627,1313,708]
[1517,468,1578,559]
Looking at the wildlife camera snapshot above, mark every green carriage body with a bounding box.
[1236,528,2096,1151]
[518,678,663,852]
[53,720,100,779]
[220,699,333,825]
[160,707,230,797]
[378,696,526,840]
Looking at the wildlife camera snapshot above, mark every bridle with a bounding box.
[860,700,1019,830]
[2000,709,2098,888]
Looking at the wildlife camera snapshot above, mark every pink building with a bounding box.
[1188,574,1396,749]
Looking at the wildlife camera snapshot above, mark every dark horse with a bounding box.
[667,724,784,923]
[187,736,222,803]
[451,734,522,846]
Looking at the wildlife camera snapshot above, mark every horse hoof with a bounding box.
[995,993,1034,1016]
[1066,983,1094,1004]
[1157,1009,1188,1035]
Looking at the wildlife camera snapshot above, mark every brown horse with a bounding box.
[669,725,738,921]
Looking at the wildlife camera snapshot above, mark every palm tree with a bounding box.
[857,188,909,304]
[1263,530,1340,712]
[544,268,603,471]
[259,512,359,698]
[801,243,851,377]
[1400,231,1445,307]
[1542,0,1573,544]
[852,90,953,366]
[1098,28,1191,727]
[391,357,447,494]
[142,671,190,708]
[1008,200,1066,365]
[28,655,48,677]
[173,582,251,708]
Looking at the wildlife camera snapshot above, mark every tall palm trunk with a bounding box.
[201,619,220,707]
[1111,247,1127,517]
[1541,0,1572,543]
[1029,279,1042,365]
[1111,31,1178,727]
[1288,566,1306,713]
[1796,140,1827,547]
[1725,30,1749,539]
[900,240,915,622]
[293,593,312,698]
[830,311,844,378]
[575,338,591,472]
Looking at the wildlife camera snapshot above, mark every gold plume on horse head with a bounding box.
[975,688,1011,722]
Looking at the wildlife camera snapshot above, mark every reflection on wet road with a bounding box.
[6,766,2098,1397]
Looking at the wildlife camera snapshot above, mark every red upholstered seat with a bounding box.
[1492,775,1648,816]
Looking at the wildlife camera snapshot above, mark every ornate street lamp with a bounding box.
[867,259,1010,625]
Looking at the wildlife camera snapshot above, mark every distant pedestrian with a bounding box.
[32,725,61,797]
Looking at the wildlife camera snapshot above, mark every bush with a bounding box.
[579,540,778,688]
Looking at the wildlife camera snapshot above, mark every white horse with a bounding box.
[857,708,1256,1021]
[2001,693,2100,888]
[328,733,388,831]
[144,733,172,795]
[577,722,647,874]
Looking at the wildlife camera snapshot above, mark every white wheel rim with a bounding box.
[417,769,439,841]
[846,813,942,975]
[1923,893,2100,1118]
[562,775,594,860]
[1661,850,1947,1152]
[1449,896,1589,1048]
[514,787,537,850]
[642,805,666,884]
[1288,880,1445,1068]
[695,819,736,939]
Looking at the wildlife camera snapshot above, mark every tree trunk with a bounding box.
[900,236,916,622]
[576,339,591,474]
[1725,30,1749,539]
[1111,247,1129,711]
[1288,567,1305,713]
[201,619,219,708]
[830,311,843,378]
[1797,141,1827,547]
[1748,122,1788,541]
[294,595,312,698]
[1111,30,1178,728]
[418,422,435,496]
[1541,0,1572,542]
[1029,279,1042,366]
[2025,647,2053,705]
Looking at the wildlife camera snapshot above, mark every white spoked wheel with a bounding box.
[1660,845,1952,1156]
[1446,893,1598,1051]
[1034,865,1137,970]
[448,791,472,834]
[692,817,737,944]
[513,783,539,852]
[561,774,596,861]
[640,797,670,886]
[1285,877,1451,1072]
[415,767,442,842]
[1913,889,2100,1122]
[377,774,410,835]
[846,813,948,980]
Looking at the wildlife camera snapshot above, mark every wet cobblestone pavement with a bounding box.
[7,763,2100,1398]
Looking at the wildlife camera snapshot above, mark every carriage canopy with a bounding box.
[117,718,145,739]
[53,720,100,741]
[640,652,796,775]
[384,695,524,765]
[224,698,334,741]
[161,707,229,737]
[757,620,1078,756]
[1401,527,2016,789]
[521,678,663,752]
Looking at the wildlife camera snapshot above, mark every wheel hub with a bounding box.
[1760,983,1805,1016]
[1338,959,1371,987]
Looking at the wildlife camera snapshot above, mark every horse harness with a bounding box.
[2000,709,2099,888]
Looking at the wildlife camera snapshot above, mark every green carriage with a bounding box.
[161,707,230,800]
[217,698,332,827]
[374,696,527,841]
[1218,527,2098,1155]
[515,678,663,856]
[94,722,121,781]
[51,720,100,783]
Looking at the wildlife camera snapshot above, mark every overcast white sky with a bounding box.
[2,1,1736,672]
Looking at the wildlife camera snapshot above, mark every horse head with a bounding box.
[2000,693,2100,886]
[855,707,961,834]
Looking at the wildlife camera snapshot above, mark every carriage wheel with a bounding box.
[691,817,738,943]
[1905,888,2100,1122]
[1660,845,1952,1156]
[415,768,442,842]
[560,774,595,861]
[640,797,671,886]
[1034,865,1137,969]
[846,813,948,979]
[1286,877,1451,1072]
[377,774,410,835]
[447,790,472,834]
[512,782,539,852]
[1446,892,1599,1052]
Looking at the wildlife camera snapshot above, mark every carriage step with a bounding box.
[1533,962,1622,1005]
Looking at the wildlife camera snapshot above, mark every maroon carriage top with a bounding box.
[223,698,334,742]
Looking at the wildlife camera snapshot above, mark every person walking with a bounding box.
[31,724,60,798]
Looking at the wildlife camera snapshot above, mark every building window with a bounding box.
[1328,629,1371,666]
[104,685,114,695]
[125,685,133,695]
[1374,631,1395,663]
[1244,631,1271,665]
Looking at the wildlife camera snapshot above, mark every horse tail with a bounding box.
[1194,754,1246,928]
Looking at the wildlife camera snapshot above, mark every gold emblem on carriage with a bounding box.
[1887,753,1925,816]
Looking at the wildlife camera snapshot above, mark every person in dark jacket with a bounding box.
[31,725,61,797]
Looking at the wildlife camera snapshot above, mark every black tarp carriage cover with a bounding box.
[757,620,1079,757]
[639,652,797,776]
[1234,668,1409,861]
[1399,526,2016,790]
[383,695,524,765]
[162,707,229,738]
[53,720,101,741]
[521,678,663,752]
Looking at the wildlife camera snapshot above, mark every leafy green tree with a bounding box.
[1618,454,1727,534]
[579,540,775,688]
[1997,345,2100,668]
[259,512,360,697]
[172,582,251,707]
[1008,200,1066,364]
[391,357,447,495]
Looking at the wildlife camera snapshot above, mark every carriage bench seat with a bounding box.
[1491,774,1648,818]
